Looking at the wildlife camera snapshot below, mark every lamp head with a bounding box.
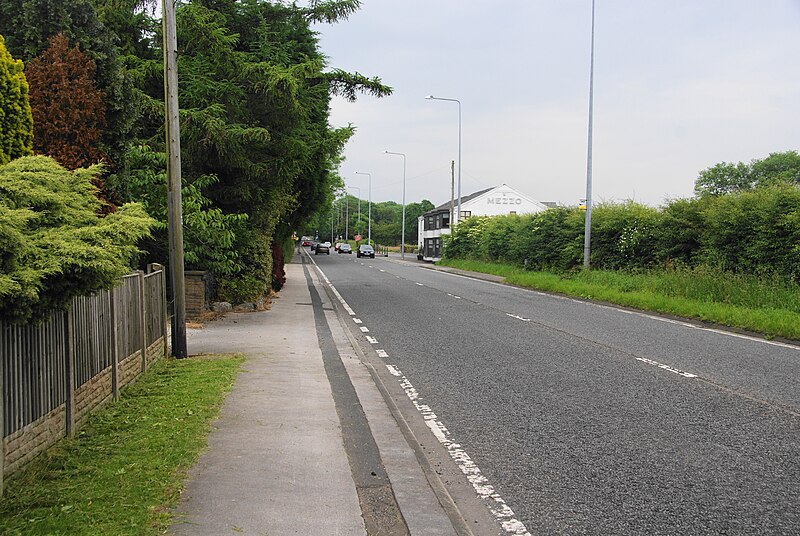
[425,95,434,99]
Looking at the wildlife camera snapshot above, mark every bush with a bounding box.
[443,185,800,281]
[699,184,800,279]
[0,156,154,322]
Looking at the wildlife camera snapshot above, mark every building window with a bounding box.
[509,211,517,215]
[460,210,471,218]
[426,216,434,230]
[443,214,450,228]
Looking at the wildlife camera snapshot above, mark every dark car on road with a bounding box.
[357,244,375,258]
[338,244,352,254]
[315,242,330,255]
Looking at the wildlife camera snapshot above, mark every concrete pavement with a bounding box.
[170,252,464,535]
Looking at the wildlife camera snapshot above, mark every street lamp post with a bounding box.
[583,0,596,269]
[354,171,372,245]
[425,95,462,225]
[384,151,407,259]
[347,186,361,237]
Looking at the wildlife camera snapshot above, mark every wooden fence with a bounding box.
[0,265,168,494]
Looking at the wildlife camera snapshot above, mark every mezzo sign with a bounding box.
[487,197,523,205]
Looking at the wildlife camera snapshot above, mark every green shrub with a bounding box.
[0,35,33,165]
[443,184,800,281]
[0,156,154,322]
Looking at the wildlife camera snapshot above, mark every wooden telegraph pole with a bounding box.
[163,0,187,358]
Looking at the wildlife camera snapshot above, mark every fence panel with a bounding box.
[1,268,167,492]
[144,272,165,346]
[1,313,67,437]
[116,275,143,362]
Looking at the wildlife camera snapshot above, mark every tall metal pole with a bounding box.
[348,186,361,236]
[425,95,462,224]
[384,151,407,259]
[163,0,187,358]
[583,0,596,270]
[355,172,372,245]
[345,195,349,241]
[450,160,455,227]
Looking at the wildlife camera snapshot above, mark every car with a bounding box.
[301,240,313,247]
[338,243,352,254]
[315,242,330,255]
[310,242,317,251]
[357,244,375,258]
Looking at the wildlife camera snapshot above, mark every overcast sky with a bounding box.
[314,0,800,207]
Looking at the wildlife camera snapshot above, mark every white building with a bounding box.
[417,184,549,261]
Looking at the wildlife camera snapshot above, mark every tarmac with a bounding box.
[169,251,473,536]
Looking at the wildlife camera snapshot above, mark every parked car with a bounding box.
[357,244,375,258]
[315,242,330,255]
[338,243,352,254]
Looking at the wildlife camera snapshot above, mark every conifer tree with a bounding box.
[26,33,107,170]
[0,35,33,165]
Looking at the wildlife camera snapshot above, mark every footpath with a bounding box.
[170,252,479,536]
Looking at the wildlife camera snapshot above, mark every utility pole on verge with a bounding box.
[163,0,187,358]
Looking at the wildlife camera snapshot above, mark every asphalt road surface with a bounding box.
[307,250,800,535]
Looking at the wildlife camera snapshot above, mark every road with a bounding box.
[306,249,800,535]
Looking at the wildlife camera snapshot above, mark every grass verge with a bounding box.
[438,259,800,341]
[0,354,245,536]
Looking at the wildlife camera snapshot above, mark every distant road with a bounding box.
[309,251,800,535]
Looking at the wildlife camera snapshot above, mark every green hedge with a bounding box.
[444,184,800,281]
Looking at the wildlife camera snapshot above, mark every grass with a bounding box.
[438,258,800,341]
[0,354,245,536]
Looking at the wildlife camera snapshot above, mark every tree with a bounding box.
[0,0,137,174]
[0,156,154,323]
[694,151,800,196]
[114,0,390,301]
[404,200,434,245]
[0,35,33,165]
[26,33,107,170]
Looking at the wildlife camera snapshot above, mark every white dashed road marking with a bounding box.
[636,357,698,378]
[307,252,535,536]
[394,367,531,536]
[386,364,402,377]
[506,313,531,322]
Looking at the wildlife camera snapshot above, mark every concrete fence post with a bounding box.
[64,306,75,438]
[110,288,119,401]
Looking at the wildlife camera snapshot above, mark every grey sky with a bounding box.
[315,1,800,207]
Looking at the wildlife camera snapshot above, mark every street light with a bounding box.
[425,95,462,226]
[583,0,596,269]
[347,186,361,238]
[354,171,372,245]
[384,150,407,259]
